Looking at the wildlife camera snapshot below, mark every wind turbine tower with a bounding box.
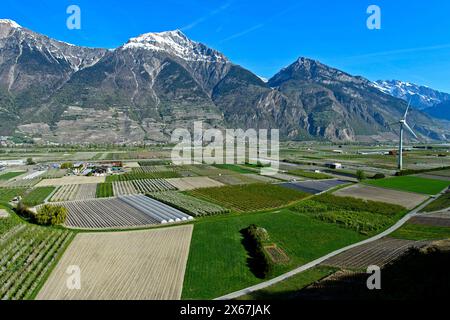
[396,101,418,171]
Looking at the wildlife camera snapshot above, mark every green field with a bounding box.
[96,183,113,198]
[422,192,450,212]
[365,176,450,195]
[391,223,450,241]
[0,188,27,203]
[213,164,256,174]
[182,209,366,299]
[237,266,337,300]
[22,187,55,206]
[291,194,405,235]
[188,184,309,212]
[0,172,25,181]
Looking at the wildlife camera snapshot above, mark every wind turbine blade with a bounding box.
[403,121,418,139]
[404,100,411,119]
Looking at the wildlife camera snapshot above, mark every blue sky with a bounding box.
[3,0,450,92]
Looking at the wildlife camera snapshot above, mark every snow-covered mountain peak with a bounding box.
[373,80,450,109]
[0,19,22,29]
[122,29,228,63]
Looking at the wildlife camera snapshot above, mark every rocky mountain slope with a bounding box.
[0,19,448,144]
[269,58,449,141]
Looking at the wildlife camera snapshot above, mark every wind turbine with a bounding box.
[392,100,418,171]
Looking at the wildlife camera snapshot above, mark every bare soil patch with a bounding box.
[334,184,427,209]
[37,225,193,300]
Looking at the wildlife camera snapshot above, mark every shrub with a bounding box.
[356,170,366,181]
[372,173,386,180]
[15,201,34,220]
[241,225,273,279]
[60,162,73,169]
[33,204,67,226]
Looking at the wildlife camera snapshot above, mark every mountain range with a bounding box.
[0,18,449,144]
[373,80,450,121]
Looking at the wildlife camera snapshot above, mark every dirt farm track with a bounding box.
[36,225,193,300]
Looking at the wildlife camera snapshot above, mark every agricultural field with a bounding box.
[112,181,137,195]
[263,172,302,181]
[287,169,333,180]
[322,237,428,270]
[21,187,55,206]
[213,164,257,174]
[149,191,229,217]
[0,188,26,203]
[280,179,349,195]
[334,184,428,210]
[132,179,177,193]
[391,223,450,241]
[178,165,234,177]
[0,214,74,300]
[42,169,67,179]
[138,160,172,166]
[36,176,105,187]
[426,169,450,178]
[96,183,114,198]
[188,184,309,212]
[105,171,181,182]
[0,171,25,181]
[0,178,41,188]
[50,184,97,202]
[57,195,192,229]
[132,166,171,173]
[291,194,406,235]
[242,174,280,183]
[166,177,224,191]
[210,174,262,185]
[409,215,450,227]
[37,225,193,300]
[421,191,450,212]
[364,176,450,195]
[182,209,365,299]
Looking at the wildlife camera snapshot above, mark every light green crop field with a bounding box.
[188,184,309,212]
[181,209,366,300]
[364,176,450,195]
[22,187,56,206]
[0,172,25,180]
[0,188,26,203]
[391,223,450,241]
[422,192,450,212]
